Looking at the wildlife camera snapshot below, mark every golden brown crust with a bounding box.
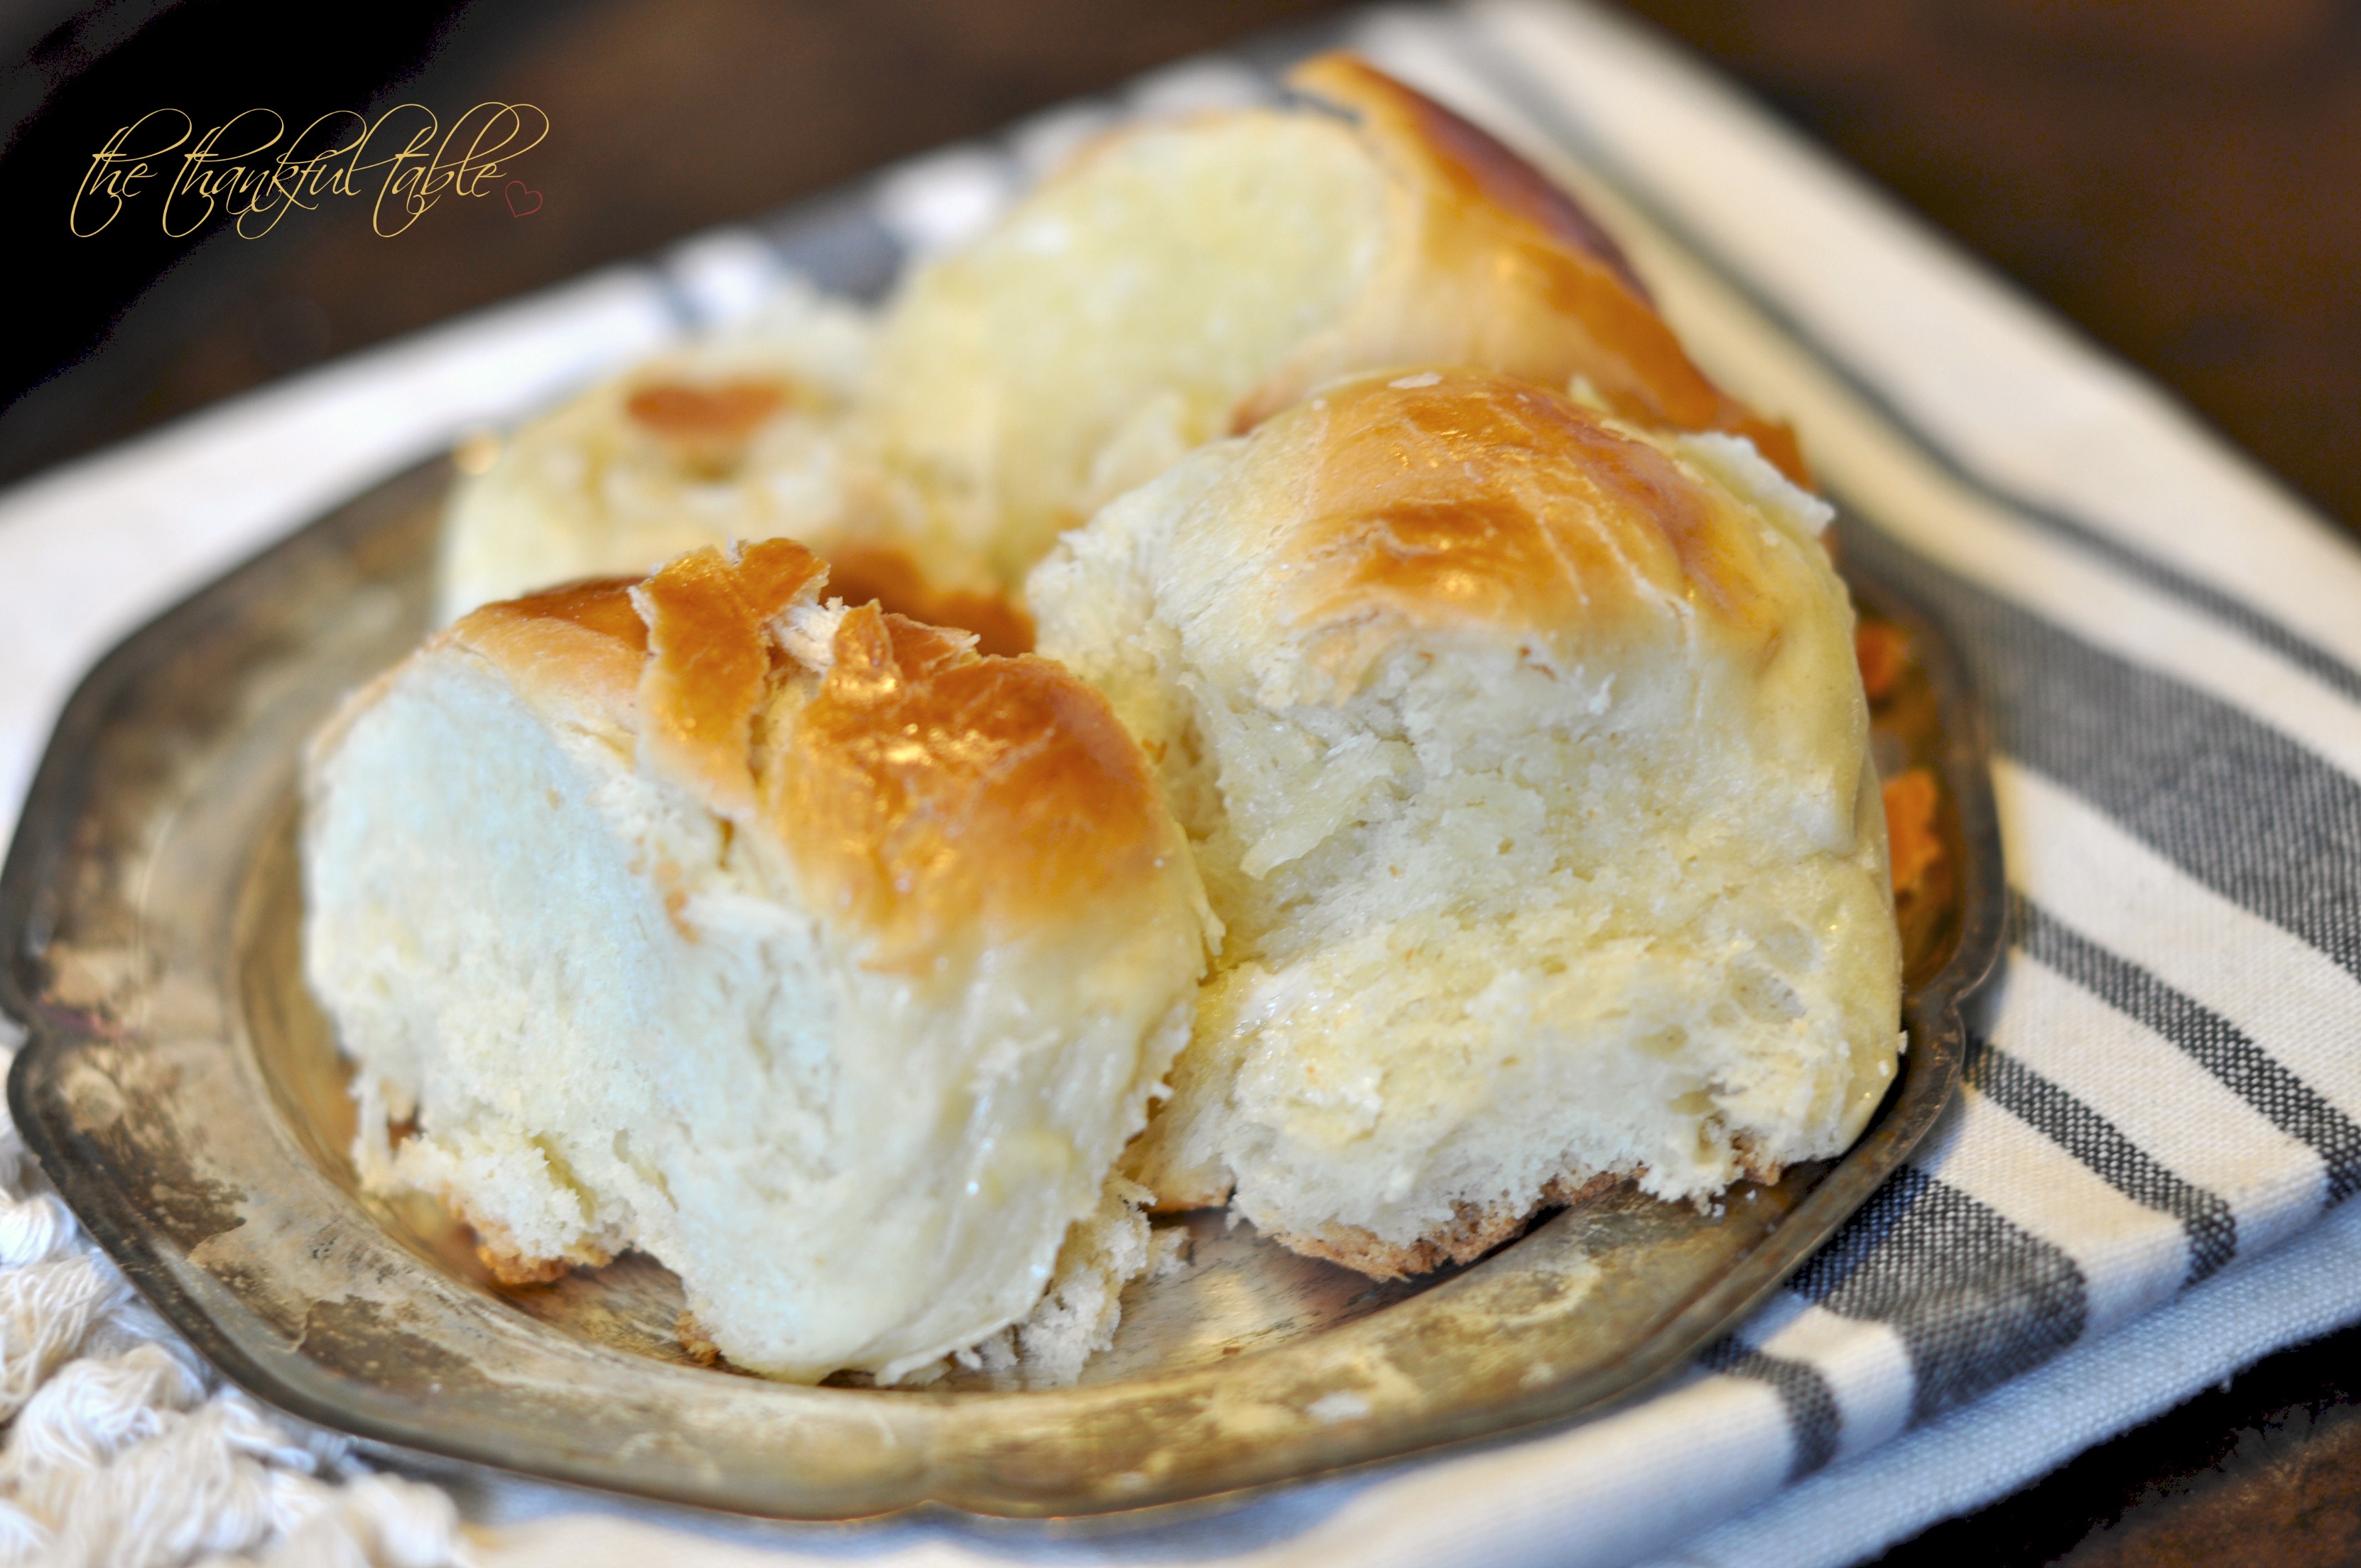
[459,543,1031,676]
[624,376,793,475]
[768,603,1179,962]
[443,544,1184,964]
[468,1216,612,1287]
[1259,54,1806,486]
[1271,370,1784,691]
[489,577,651,649]
[825,544,1036,658]
[1276,1170,1624,1280]
[634,540,830,818]
[446,578,650,731]
[1303,54,1652,304]
[625,379,791,441]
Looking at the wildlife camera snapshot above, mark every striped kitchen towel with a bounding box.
[5,4,2361,1564]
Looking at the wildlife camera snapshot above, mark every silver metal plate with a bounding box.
[0,445,2000,1519]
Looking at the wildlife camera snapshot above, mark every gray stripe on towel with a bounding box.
[1967,1033,2238,1282]
[1434,25,2361,708]
[2012,893,2361,1203]
[1789,1167,2088,1425]
[1703,1343,1843,1479]
[1838,516,2361,986]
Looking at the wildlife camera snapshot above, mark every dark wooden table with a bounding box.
[6,3,2358,1562]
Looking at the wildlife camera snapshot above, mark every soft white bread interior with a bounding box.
[304,540,1211,1381]
[862,52,1804,589]
[1029,369,1899,1278]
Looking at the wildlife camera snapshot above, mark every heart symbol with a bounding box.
[504,179,542,217]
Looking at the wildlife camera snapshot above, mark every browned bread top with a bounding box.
[1218,368,1815,703]
[444,541,1185,966]
[771,602,1176,962]
[1253,54,1806,484]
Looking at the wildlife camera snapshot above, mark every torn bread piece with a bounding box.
[864,50,1801,589]
[1030,369,1899,1279]
[930,1174,1188,1390]
[304,539,1211,1381]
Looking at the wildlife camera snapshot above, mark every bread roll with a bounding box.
[1029,369,1899,1278]
[437,281,999,621]
[439,54,1791,628]
[864,51,1801,588]
[305,540,1211,1380]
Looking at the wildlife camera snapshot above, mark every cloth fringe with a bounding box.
[0,1030,466,1568]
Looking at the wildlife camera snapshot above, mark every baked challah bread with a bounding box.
[1029,369,1899,1278]
[863,51,1801,589]
[437,55,1793,621]
[304,540,1211,1381]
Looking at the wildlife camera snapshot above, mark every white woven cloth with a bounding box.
[0,1030,471,1567]
[6,4,2361,1564]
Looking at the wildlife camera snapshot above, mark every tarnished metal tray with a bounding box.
[0,89,2004,1518]
[0,444,1999,1519]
